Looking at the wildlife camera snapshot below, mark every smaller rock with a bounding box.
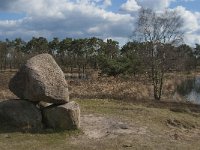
[42,101,80,130]
[0,100,43,131]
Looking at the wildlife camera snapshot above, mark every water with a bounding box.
[176,76,200,104]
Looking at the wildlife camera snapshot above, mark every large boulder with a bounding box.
[42,101,80,130]
[0,100,43,131]
[9,53,69,104]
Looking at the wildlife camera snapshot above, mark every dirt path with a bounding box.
[69,114,151,150]
[80,114,144,139]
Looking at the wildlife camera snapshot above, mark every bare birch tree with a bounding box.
[133,8,184,100]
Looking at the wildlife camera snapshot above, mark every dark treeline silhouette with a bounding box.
[0,37,106,73]
[0,37,199,75]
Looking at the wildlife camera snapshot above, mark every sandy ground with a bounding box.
[80,114,140,139]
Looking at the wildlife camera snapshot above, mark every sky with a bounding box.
[0,0,200,46]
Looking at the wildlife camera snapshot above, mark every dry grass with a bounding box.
[74,99,200,150]
[0,71,154,102]
[0,99,200,150]
[69,76,153,101]
[0,71,17,101]
[0,70,197,103]
[69,72,196,103]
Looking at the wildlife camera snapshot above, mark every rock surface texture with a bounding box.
[9,53,69,104]
[42,101,80,130]
[0,100,43,130]
[5,53,80,131]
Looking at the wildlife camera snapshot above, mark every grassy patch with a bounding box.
[75,99,200,150]
[76,99,200,128]
[0,99,200,149]
[0,129,82,150]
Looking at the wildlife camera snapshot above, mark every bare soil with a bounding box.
[80,114,136,139]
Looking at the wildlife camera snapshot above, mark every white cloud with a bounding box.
[121,0,141,12]
[0,0,134,42]
[0,0,200,46]
[103,0,112,7]
[174,6,199,33]
[136,0,175,10]
[184,33,200,46]
[172,5,200,46]
[121,0,200,46]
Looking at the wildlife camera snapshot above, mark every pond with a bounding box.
[175,76,200,104]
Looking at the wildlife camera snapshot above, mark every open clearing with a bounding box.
[0,99,200,150]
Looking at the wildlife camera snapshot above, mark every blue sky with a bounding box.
[0,1,199,19]
[0,0,200,46]
[0,12,26,20]
[170,0,200,11]
[107,0,200,12]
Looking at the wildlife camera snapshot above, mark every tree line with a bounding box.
[0,37,199,73]
[0,37,109,72]
[0,37,199,101]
